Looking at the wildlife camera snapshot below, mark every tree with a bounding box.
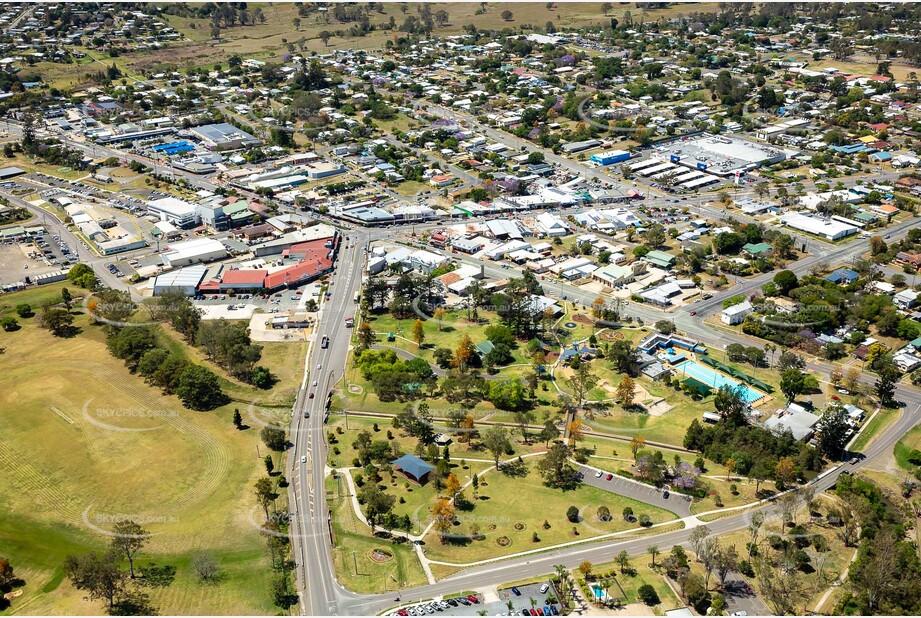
[875,361,899,407]
[175,365,224,411]
[14,303,32,318]
[357,322,375,350]
[64,551,127,611]
[431,497,456,542]
[638,584,660,605]
[261,426,287,452]
[501,9,513,21]
[190,550,219,582]
[566,419,585,447]
[61,287,72,309]
[616,376,635,407]
[482,425,511,469]
[578,561,593,578]
[655,320,676,335]
[38,306,74,336]
[630,436,645,462]
[601,2,613,14]
[411,319,425,347]
[253,477,274,520]
[539,419,560,447]
[232,409,243,429]
[780,369,805,402]
[537,442,577,489]
[817,404,850,459]
[565,359,598,409]
[1,316,18,331]
[566,505,580,523]
[264,455,275,475]
[108,520,149,579]
[647,545,660,568]
[689,525,712,560]
[445,473,462,504]
[773,270,799,295]
[454,334,477,371]
[775,456,796,488]
[319,30,332,46]
[615,550,630,573]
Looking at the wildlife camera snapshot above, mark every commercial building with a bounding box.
[779,212,858,241]
[590,149,631,166]
[189,122,261,151]
[147,197,200,228]
[161,237,228,268]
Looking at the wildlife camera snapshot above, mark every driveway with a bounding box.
[577,464,692,519]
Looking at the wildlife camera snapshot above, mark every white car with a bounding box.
[312,380,318,387]
[300,455,306,463]
[595,470,604,478]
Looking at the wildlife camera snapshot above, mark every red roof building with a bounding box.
[219,268,268,290]
[263,259,333,290]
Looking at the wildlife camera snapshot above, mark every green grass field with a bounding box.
[0,284,299,614]
[851,408,900,453]
[421,463,678,564]
[893,426,921,472]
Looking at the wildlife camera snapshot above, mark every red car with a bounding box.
[467,595,479,604]
[397,611,408,616]
[606,473,614,481]
[690,310,697,316]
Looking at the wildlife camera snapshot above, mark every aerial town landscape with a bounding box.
[4,1,921,616]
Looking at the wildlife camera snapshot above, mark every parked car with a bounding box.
[606,473,614,481]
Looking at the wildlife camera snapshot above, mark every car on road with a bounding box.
[300,455,306,463]
[850,456,860,465]
[690,310,697,316]
[308,393,314,399]
[312,380,318,387]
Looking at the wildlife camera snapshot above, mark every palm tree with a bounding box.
[648,545,660,568]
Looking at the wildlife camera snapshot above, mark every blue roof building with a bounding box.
[826,268,858,284]
[392,454,435,485]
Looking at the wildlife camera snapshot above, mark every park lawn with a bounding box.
[394,180,431,198]
[893,425,921,471]
[0,301,279,614]
[582,559,681,610]
[326,475,429,595]
[373,114,421,135]
[1,153,88,180]
[421,464,678,564]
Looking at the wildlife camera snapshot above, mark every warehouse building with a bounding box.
[152,265,208,296]
[654,134,786,176]
[161,237,228,268]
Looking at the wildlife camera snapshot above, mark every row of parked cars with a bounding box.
[395,595,481,615]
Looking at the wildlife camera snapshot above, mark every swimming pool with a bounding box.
[674,360,763,403]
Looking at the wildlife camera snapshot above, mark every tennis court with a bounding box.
[674,360,764,403]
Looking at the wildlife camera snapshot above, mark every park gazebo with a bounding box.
[391,454,435,486]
